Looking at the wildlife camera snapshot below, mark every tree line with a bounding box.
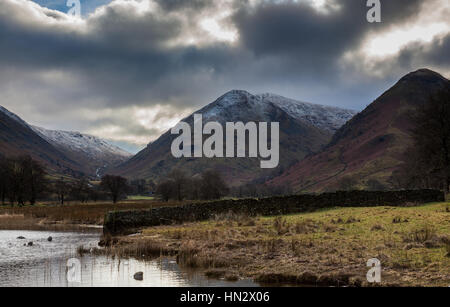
[0,155,234,205]
[0,156,47,206]
[155,169,229,201]
[0,156,133,206]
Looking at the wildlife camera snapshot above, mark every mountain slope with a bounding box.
[32,126,132,178]
[0,105,131,178]
[114,90,356,185]
[0,106,83,176]
[269,69,450,192]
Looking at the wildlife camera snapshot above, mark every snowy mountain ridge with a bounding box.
[31,126,132,160]
[0,104,131,177]
[198,90,357,133]
[0,105,131,161]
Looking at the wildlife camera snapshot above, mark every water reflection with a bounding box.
[0,230,258,287]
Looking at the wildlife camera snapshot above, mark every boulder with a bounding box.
[133,272,144,281]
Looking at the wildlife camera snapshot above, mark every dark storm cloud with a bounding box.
[0,0,448,150]
[0,0,440,108]
[418,34,450,67]
[0,0,246,109]
[155,0,211,12]
[232,0,424,77]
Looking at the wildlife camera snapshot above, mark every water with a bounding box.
[0,230,258,287]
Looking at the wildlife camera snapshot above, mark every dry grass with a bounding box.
[403,225,437,243]
[87,201,450,286]
[0,199,187,230]
[273,217,289,235]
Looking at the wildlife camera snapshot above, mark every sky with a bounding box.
[0,0,449,153]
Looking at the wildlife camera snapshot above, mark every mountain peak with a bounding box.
[192,90,356,134]
[223,89,252,96]
[400,68,447,83]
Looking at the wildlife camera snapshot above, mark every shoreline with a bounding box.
[2,201,449,287]
[94,202,450,287]
[0,215,103,233]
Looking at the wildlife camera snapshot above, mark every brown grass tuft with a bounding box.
[273,217,289,235]
[403,225,436,243]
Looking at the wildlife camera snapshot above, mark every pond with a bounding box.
[0,230,259,287]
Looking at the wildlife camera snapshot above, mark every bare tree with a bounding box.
[167,170,188,201]
[155,180,174,202]
[70,177,91,203]
[396,87,450,192]
[54,177,70,205]
[101,175,129,203]
[411,88,450,192]
[22,156,47,205]
[2,156,47,206]
[200,170,229,200]
[0,158,9,205]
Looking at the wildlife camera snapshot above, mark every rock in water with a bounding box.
[134,272,144,281]
[17,236,26,240]
[47,236,53,242]
[27,242,33,247]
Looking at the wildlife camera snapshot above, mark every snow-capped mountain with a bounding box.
[32,126,131,161]
[0,104,131,177]
[32,126,132,177]
[259,93,356,132]
[197,90,356,132]
[114,90,356,185]
[0,105,85,176]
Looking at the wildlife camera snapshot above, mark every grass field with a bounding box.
[127,195,155,201]
[103,202,450,286]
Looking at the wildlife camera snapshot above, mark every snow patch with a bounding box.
[31,126,132,160]
[198,90,356,132]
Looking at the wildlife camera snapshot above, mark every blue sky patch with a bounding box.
[32,0,111,17]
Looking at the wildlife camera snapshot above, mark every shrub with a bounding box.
[403,225,436,243]
[371,224,384,231]
[273,217,289,235]
[292,219,318,234]
[392,216,408,224]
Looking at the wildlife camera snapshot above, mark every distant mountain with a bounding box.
[269,69,450,192]
[113,90,356,185]
[0,106,83,176]
[0,105,131,178]
[32,126,132,178]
